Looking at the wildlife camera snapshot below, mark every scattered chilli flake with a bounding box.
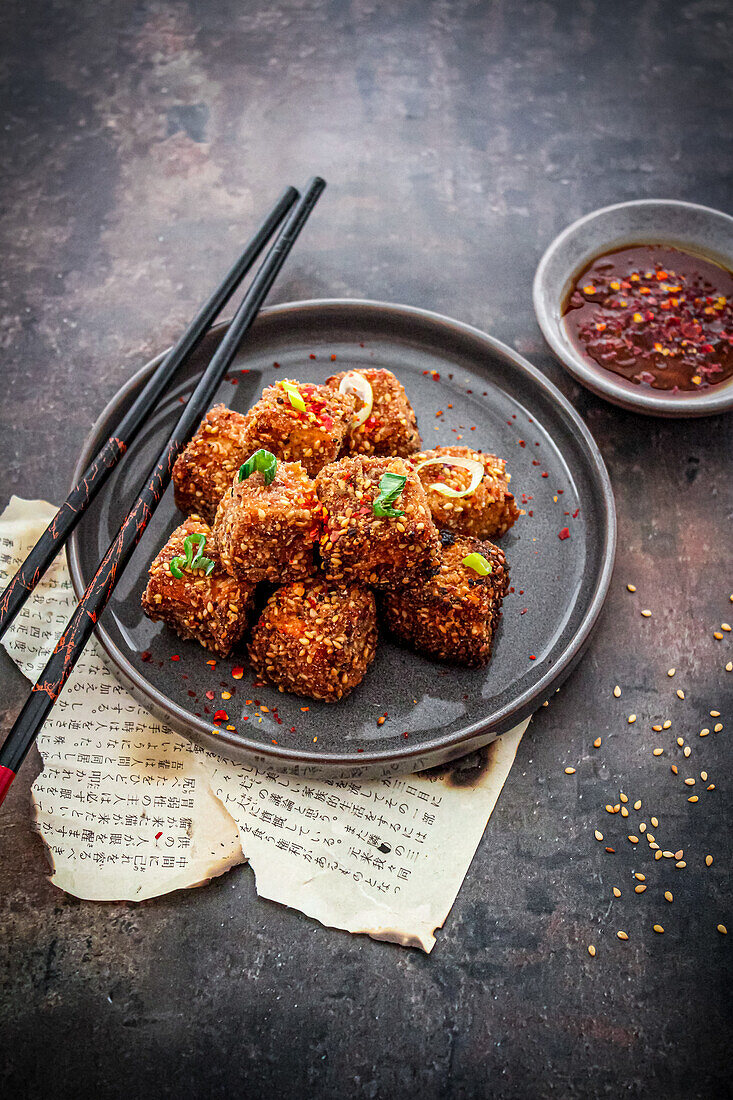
[232,667,244,680]
[558,527,570,540]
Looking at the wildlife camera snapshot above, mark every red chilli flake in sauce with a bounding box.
[563,244,733,391]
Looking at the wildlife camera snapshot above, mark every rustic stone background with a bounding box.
[0,1,731,1097]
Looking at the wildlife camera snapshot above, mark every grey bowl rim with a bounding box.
[68,297,617,771]
[532,198,733,417]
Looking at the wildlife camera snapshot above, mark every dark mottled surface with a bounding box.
[0,2,731,1097]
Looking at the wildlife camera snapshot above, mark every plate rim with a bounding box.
[533,198,733,418]
[68,297,617,770]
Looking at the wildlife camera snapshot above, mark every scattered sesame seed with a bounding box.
[677,737,684,747]
[621,806,629,817]
[706,855,713,867]
[620,792,628,803]
[663,851,674,859]
[651,816,659,827]
[727,662,732,672]
[710,710,720,717]
[639,822,647,833]
[713,631,723,640]
[714,723,723,732]
[635,884,647,893]
[605,804,615,814]
[676,860,686,868]
[688,796,699,803]
[671,765,678,774]
[635,872,645,881]
[667,668,676,677]
[653,748,663,756]
[617,931,629,941]
[655,851,663,860]
[664,891,673,903]
[653,924,664,934]
[684,746,691,757]
[663,720,672,729]
[613,685,621,698]
[628,714,637,724]
[593,737,602,748]
[700,728,710,737]
[627,584,636,592]
[587,944,596,957]
[708,783,716,790]
[633,799,641,810]
[675,850,683,859]
[722,623,731,632]
[641,609,652,618]
[676,689,685,699]
[594,830,604,841]
[613,887,621,897]
[565,766,576,774]
[701,771,708,781]
[605,847,615,853]
[684,778,695,786]
[628,835,639,844]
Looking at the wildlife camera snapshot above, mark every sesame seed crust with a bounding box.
[248,578,378,701]
[315,454,441,589]
[213,459,319,584]
[141,516,255,656]
[326,367,421,456]
[410,445,520,539]
[172,405,251,524]
[240,379,356,478]
[381,532,509,666]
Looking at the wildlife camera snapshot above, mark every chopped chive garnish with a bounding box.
[239,448,277,485]
[372,471,406,518]
[462,552,492,576]
[279,380,307,413]
[171,532,215,578]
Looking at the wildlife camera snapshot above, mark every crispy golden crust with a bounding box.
[240,380,356,477]
[172,405,251,523]
[381,531,509,667]
[326,368,421,456]
[410,445,520,539]
[141,516,255,656]
[315,454,440,589]
[248,579,378,701]
[213,459,319,584]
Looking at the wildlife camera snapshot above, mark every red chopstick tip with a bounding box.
[0,765,16,806]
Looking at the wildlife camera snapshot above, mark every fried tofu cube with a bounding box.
[326,367,421,456]
[141,516,255,656]
[248,579,378,701]
[315,454,440,589]
[240,379,355,477]
[411,445,520,539]
[381,531,509,666]
[172,404,251,523]
[213,458,319,584]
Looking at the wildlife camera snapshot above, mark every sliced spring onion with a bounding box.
[462,552,492,576]
[373,471,406,519]
[239,448,277,485]
[414,454,484,498]
[279,379,306,413]
[338,371,373,428]
[170,532,215,578]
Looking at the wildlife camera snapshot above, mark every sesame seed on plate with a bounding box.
[633,799,641,810]
[667,668,676,677]
[664,891,673,902]
[613,887,621,897]
[653,748,663,756]
[627,584,636,592]
[663,720,672,729]
[706,855,713,866]
[593,737,602,747]
[635,884,647,893]
[565,766,576,774]
[676,689,685,699]
[617,931,629,941]
[587,945,596,957]
[718,925,728,935]
[628,714,636,724]
[613,685,621,698]
[651,816,659,827]
[714,723,723,732]
[641,609,652,618]
[653,924,664,934]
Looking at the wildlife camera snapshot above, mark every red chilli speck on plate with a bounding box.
[558,527,570,540]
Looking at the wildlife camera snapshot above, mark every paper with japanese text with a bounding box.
[0,497,527,951]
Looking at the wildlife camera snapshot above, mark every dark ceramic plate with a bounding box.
[68,299,616,778]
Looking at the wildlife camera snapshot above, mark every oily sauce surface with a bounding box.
[562,244,733,391]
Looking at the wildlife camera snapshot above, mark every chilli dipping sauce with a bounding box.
[562,244,733,391]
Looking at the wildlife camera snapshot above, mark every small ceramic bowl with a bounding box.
[533,199,733,417]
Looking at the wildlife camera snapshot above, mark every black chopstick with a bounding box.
[0,185,300,644]
[0,175,326,805]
